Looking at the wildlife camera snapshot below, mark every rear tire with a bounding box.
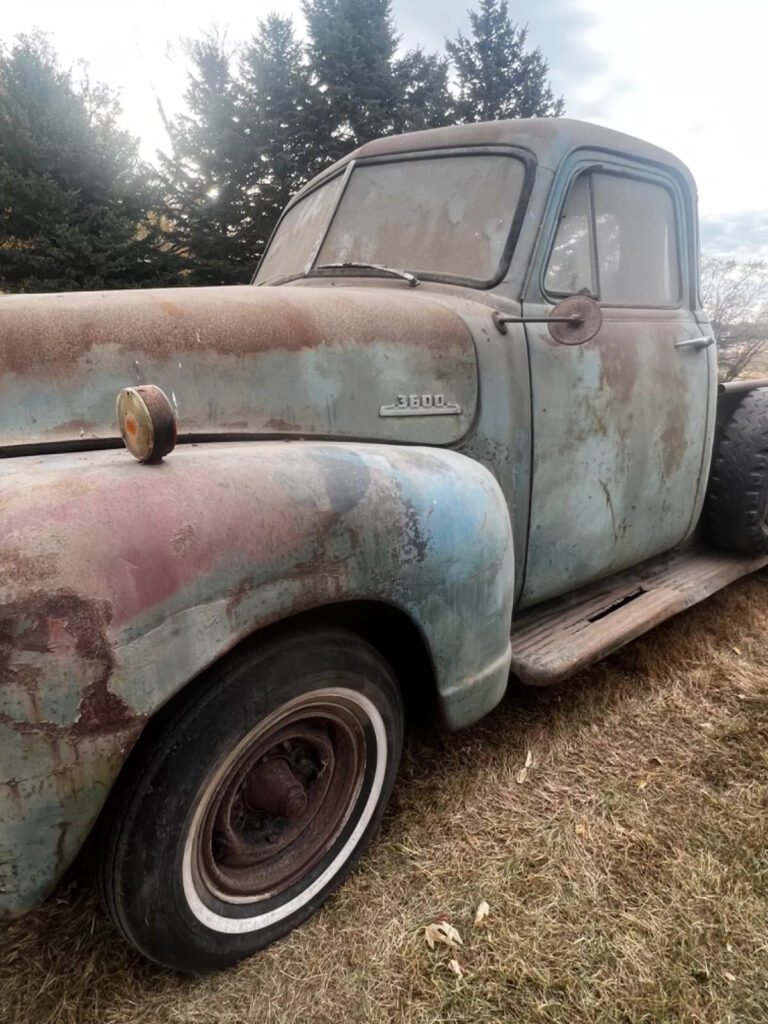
[706,388,768,554]
[98,629,403,972]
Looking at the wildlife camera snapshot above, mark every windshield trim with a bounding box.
[254,145,536,290]
[303,159,356,276]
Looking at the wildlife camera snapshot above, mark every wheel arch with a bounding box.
[138,599,440,734]
[239,600,439,724]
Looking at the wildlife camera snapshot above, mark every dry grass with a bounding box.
[4,578,768,1023]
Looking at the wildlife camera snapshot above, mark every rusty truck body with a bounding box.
[2,118,766,971]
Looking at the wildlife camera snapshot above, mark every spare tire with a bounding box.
[706,387,768,554]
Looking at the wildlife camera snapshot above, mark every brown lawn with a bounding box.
[2,576,768,1023]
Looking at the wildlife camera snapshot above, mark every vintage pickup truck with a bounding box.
[2,118,767,971]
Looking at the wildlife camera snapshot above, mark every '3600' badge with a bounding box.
[379,394,462,417]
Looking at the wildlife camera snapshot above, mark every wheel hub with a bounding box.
[196,706,366,902]
[245,757,308,819]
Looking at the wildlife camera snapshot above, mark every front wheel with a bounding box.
[98,629,403,972]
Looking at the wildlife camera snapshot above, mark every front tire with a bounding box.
[98,629,403,972]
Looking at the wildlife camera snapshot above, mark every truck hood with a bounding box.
[0,285,478,452]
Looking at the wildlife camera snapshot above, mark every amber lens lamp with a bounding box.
[116,385,177,463]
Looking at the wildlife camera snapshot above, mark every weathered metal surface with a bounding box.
[0,441,513,919]
[516,140,712,605]
[520,306,714,604]
[510,543,768,685]
[0,286,478,449]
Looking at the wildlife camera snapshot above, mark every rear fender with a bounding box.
[0,441,513,917]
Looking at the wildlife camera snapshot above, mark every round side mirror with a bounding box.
[548,295,602,346]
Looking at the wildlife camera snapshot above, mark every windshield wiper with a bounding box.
[314,261,420,287]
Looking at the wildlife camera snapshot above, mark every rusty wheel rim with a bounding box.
[193,692,368,905]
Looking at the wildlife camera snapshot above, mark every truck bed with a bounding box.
[510,543,768,685]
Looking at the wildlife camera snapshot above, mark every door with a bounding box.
[520,160,714,606]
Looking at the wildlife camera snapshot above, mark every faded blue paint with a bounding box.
[0,442,513,919]
[0,287,478,450]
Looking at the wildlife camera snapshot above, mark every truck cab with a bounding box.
[256,118,715,608]
[1,119,764,971]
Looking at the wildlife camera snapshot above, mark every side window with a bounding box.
[592,174,680,305]
[544,174,596,297]
[544,170,681,307]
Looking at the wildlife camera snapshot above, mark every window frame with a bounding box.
[541,163,686,311]
[255,145,537,290]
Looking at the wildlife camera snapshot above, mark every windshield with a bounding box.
[256,152,527,286]
[256,174,344,284]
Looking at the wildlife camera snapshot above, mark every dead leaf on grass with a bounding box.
[424,921,463,950]
[516,750,534,784]
[474,900,490,928]
[448,959,464,978]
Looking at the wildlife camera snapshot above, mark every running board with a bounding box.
[510,545,768,685]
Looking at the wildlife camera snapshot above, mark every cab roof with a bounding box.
[295,118,695,201]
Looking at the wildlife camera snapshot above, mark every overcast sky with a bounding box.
[4,0,768,257]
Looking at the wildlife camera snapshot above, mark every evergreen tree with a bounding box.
[392,49,454,133]
[303,0,452,156]
[159,32,248,285]
[303,0,400,155]
[238,15,329,260]
[0,33,177,293]
[447,0,565,121]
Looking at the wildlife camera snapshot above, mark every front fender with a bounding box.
[0,441,513,917]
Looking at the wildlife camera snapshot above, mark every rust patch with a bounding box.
[401,500,429,563]
[157,300,183,319]
[597,331,640,405]
[55,821,69,874]
[0,284,472,377]
[43,418,98,438]
[660,398,688,480]
[0,550,58,588]
[226,575,257,619]
[171,524,197,556]
[655,342,689,481]
[264,417,302,432]
[0,590,138,733]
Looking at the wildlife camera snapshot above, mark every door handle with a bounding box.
[674,335,714,350]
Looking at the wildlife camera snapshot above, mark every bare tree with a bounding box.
[700,257,768,381]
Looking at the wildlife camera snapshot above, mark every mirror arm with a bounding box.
[492,311,585,335]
